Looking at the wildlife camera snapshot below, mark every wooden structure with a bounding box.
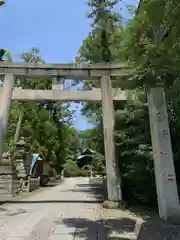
[0,62,179,221]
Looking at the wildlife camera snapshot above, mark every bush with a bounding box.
[63,159,90,177]
[119,153,157,205]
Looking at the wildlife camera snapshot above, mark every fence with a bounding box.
[27,176,40,192]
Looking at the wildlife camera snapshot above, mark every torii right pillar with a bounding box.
[101,74,122,208]
[147,86,180,221]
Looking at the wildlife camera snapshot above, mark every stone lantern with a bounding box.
[14,137,30,179]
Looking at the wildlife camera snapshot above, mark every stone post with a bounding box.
[33,178,35,190]
[100,74,122,207]
[19,178,23,191]
[147,86,180,221]
[61,169,64,180]
[0,74,15,158]
[27,176,31,192]
[38,176,40,187]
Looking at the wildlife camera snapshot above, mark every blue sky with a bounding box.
[0,0,139,130]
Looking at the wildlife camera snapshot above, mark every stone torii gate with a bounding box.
[0,62,179,221]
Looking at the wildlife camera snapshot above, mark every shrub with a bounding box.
[63,159,89,177]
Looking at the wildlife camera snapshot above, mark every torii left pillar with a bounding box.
[0,74,15,158]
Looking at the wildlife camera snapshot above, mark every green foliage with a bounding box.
[115,89,156,204]
[63,158,89,177]
[91,152,105,175]
[79,127,104,153]
[79,0,121,63]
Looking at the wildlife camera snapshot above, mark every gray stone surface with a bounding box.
[0,177,141,240]
[0,178,101,240]
[137,219,180,240]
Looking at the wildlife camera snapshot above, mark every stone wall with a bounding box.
[0,152,19,199]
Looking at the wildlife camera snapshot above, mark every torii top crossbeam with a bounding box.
[0,62,130,79]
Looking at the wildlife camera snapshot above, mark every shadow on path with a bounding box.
[58,178,136,239]
[41,178,64,188]
[56,217,136,240]
[60,178,106,201]
[78,177,107,200]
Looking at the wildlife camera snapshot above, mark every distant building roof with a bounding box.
[77,148,96,160]
[82,148,96,154]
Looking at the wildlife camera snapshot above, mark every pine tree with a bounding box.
[86,0,120,62]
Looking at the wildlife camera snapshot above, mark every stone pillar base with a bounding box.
[102,200,128,210]
[164,214,180,224]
